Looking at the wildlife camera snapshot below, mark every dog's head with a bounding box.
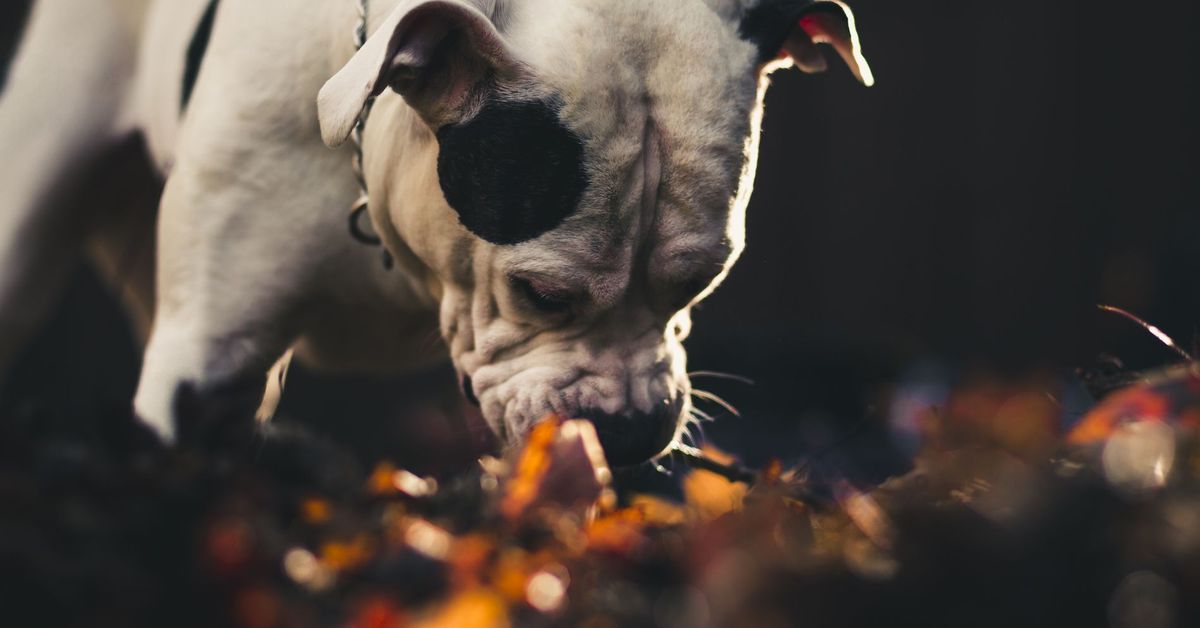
[318,0,871,465]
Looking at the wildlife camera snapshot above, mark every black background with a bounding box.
[2,0,1198,474]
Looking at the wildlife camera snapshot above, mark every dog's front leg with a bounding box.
[133,138,357,444]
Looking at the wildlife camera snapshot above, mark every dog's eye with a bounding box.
[511,276,574,314]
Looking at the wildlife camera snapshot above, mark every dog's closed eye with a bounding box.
[510,275,578,314]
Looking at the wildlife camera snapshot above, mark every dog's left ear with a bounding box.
[318,0,517,147]
[739,0,874,86]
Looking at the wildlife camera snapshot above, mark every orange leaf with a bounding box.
[321,535,376,572]
[300,497,332,524]
[500,418,562,520]
[415,590,509,628]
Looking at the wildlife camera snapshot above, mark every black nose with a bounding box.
[578,398,682,467]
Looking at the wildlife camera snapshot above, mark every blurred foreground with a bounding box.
[2,361,1199,628]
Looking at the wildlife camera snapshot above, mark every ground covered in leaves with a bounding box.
[2,364,1200,628]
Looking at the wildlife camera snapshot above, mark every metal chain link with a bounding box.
[347,0,394,269]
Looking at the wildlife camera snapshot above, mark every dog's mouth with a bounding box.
[461,372,513,448]
[456,370,684,466]
[460,374,480,407]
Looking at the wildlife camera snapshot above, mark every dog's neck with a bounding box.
[360,89,459,305]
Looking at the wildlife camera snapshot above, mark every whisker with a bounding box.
[421,328,445,354]
[679,420,698,447]
[688,371,755,386]
[671,444,757,484]
[691,389,741,417]
[684,413,707,444]
[689,406,716,423]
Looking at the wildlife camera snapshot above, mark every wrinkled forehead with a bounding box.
[496,0,761,249]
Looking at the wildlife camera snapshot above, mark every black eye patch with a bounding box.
[436,99,588,245]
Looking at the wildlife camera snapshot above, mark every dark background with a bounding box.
[2,0,1197,476]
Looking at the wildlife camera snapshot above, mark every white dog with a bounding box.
[0,0,870,464]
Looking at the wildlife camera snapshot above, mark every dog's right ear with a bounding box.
[738,0,873,86]
[318,0,517,147]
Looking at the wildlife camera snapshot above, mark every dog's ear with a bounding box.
[318,0,516,147]
[739,0,873,86]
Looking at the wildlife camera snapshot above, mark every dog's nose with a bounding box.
[578,398,682,467]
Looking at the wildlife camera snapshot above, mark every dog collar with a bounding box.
[348,0,395,271]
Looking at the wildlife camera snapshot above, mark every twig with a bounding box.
[1098,304,1195,362]
[671,444,758,484]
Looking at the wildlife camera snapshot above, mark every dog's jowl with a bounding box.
[0,0,873,465]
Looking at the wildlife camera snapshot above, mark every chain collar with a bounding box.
[348,0,394,270]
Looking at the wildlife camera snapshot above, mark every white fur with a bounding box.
[0,0,870,451]
[0,0,149,372]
